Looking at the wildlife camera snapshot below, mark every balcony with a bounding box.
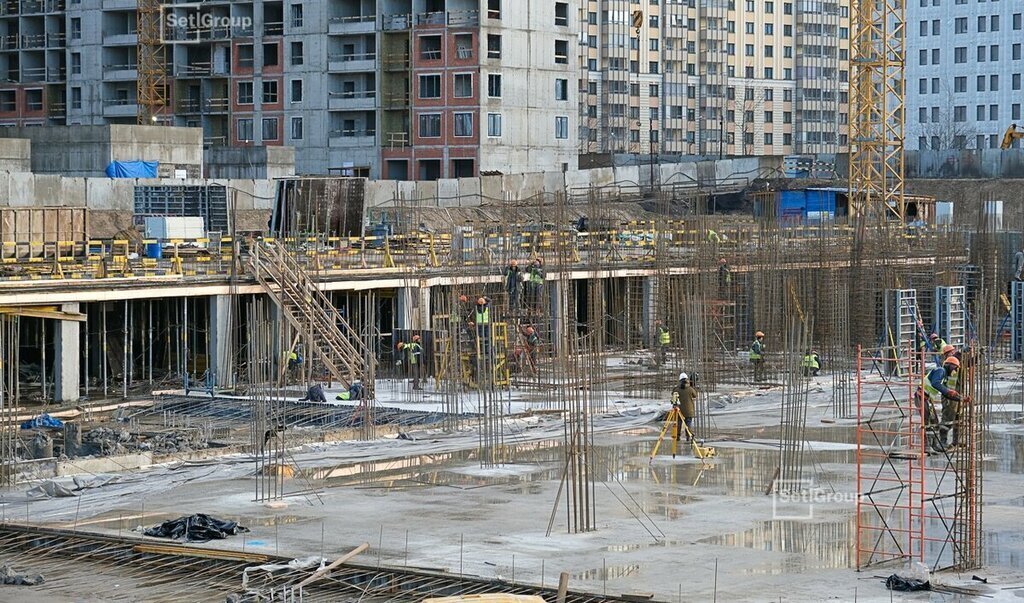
[103,63,138,80]
[415,10,478,27]
[263,21,283,36]
[101,0,135,9]
[328,90,376,111]
[328,14,376,35]
[20,33,46,49]
[103,31,137,46]
[21,0,65,14]
[382,13,411,31]
[102,98,139,117]
[329,128,376,147]
[20,66,46,82]
[327,51,376,72]
[384,131,409,149]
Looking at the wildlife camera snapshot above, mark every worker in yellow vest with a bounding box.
[750,331,766,382]
[800,349,820,377]
[655,319,671,365]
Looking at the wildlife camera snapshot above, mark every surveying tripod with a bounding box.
[649,406,716,463]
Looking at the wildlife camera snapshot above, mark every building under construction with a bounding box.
[0,145,1021,600]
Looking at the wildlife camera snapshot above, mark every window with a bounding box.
[487,73,501,97]
[487,113,502,136]
[919,107,928,123]
[554,116,569,139]
[419,74,441,98]
[764,111,773,123]
[784,1,792,12]
[931,78,939,93]
[955,47,966,63]
[71,17,81,40]
[238,81,254,104]
[745,22,754,34]
[554,40,568,64]
[262,80,278,103]
[555,78,568,101]
[765,45,774,57]
[764,67,774,79]
[650,107,659,121]
[992,45,1000,61]
[71,87,81,109]
[978,75,986,91]
[1015,73,1022,90]
[290,4,303,27]
[1014,44,1022,60]
[421,35,442,60]
[263,43,279,67]
[419,113,441,137]
[454,112,473,137]
[290,41,303,65]
[455,34,473,58]
[649,84,659,97]
[764,133,773,145]
[784,24,792,36]
[991,15,999,31]
[784,89,792,101]
[487,35,501,59]
[991,74,999,90]
[919,49,928,65]
[1015,13,1022,30]
[649,39,659,51]
[745,44,754,56]
[931,107,939,122]
[238,44,254,68]
[919,78,927,94]
[237,118,254,141]
[954,105,966,122]
[932,19,940,34]
[978,16,986,32]
[555,2,568,26]
[978,45,986,62]
[990,105,998,120]
[783,111,792,123]
[291,116,303,140]
[784,46,792,58]
[920,20,928,35]
[290,79,302,103]
[954,76,966,92]
[261,117,279,141]
[487,0,500,19]
[955,17,967,33]
[649,61,659,74]
[977,104,985,121]
[454,73,473,98]
[71,53,81,75]
[764,23,773,34]
[1014,104,1021,120]
[783,133,792,146]
[766,1,774,12]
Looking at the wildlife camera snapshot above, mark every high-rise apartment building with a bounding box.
[578,0,850,158]
[906,0,1023,151]
[0,0,849,178]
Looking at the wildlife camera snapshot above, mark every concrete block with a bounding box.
[366,180,399,208]
[542,171,565,197]
[396,181,417,204]
[415,180,438,206]
[563,168,593,193]
[501,173,525,199]
[480,175,503,201]
[518,172,546,200]
[32,175,62,206]
[613,165,640,187]
[457,177,482,206]
[0,172,11,205]
[8,172,35,207]
[0,138,31,172]
[60,177,89,207]
[56,452,152,476]
[436,178,460,207]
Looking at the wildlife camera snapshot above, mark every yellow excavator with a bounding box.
[1001,123,1024,149]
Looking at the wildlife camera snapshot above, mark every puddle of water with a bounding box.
[698,518,855,572]
[572,563,643,581]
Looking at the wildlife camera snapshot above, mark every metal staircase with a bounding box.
[249,241,372,388]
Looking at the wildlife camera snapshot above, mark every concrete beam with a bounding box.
[54,302,81,403]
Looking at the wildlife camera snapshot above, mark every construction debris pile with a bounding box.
[82,427,208,456]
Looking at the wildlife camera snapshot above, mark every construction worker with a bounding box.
[474,297,492,359]
[287,349,303,371]
[523,325,541,369]
[717,257,732,295]
[671,372,699,443]
[406,334,424,390]
[505,259,522,310]
[801,348,821,377]
[525,258,545,312]
[750,331,766,383]
[923,356,965,450]
[706,229,721,244]
[335,379,365,401]
[654,319,671,365]
[299,382,327,403]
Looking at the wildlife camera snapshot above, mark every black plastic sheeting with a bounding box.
[144,514,249,543]
[885,575,931,592]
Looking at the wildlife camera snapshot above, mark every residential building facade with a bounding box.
[1,0,849,178]
[906,0,1023,150]
[578,0,850,158]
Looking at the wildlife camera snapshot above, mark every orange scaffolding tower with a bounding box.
[856,345,983,571]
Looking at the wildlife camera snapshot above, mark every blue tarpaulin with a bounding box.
[20,413,63,430]
[105,160,158,178]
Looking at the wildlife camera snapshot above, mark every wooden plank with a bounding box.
[294,542,369,589]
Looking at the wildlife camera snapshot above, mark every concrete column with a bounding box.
[642,276,660,348]
[54,302,80,403]
[395,287,414,331]
[418,282,432,331]
[549,279,565,355]
[208,295,234,389]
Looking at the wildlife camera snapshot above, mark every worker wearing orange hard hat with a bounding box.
[922,355,965,451]
[750,331,766,383]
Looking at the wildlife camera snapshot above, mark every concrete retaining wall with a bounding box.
[205,145,297,179]
[0,138,30,172]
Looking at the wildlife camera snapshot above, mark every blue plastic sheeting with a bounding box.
[106,160,158,178]
[20,413,64,430]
